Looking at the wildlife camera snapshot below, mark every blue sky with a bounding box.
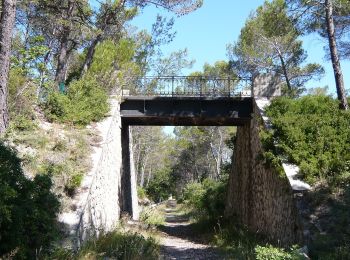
[131,0,350,96]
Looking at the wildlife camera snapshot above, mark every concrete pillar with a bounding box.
[121,123,139,220]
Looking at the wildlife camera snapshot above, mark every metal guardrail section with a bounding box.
[122,76,252,97]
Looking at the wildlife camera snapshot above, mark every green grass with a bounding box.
[48,231,160,260]
[140,205,166,227]
[196,219,303,259]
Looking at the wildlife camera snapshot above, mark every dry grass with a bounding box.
[3,118,94,211]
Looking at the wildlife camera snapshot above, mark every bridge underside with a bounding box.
[119,95,301,246]
[120,96,253,126]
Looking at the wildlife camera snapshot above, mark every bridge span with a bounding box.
[118,76,301,247]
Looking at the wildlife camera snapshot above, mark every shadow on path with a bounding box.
[158,200,226,260]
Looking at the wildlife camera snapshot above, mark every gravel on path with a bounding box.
[158,200,226,260]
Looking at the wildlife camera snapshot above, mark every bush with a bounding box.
[9,114,37,132]
[182,182,206,210]
[265,95,350,184]
[212,222,303,259]
[43,76,109,125]
[182,177,227,221]
[146,168,174,202]
[140,206,165,227]
[137,186,147,199]
[8,68,37,122]
[255,245,302,260]
[0,142,60,258]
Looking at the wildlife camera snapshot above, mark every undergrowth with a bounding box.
[264,95,350,185]
[140,205,166,227]
[213,222,303,259]
[180,176,304,259]
[0,142,59,258]
[263,95,350,258]
[42,77,109,126]
[48,230,160,259]
[4,118,93,210]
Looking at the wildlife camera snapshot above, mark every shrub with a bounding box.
[182,177,227,221]
[64,173,84,197]
[0,142,60,258]
[137,186,147,199]
[265,95,350,184]
[140,206,166,227]
[43,76,109,125]
[8,68,37,121]
[9,114,37,132]
[182,182,206,211]
[146,168,174,202]
[255,245,302,260]
[212,222,303,259]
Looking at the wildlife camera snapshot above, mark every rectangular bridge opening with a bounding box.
[129,125,236,204]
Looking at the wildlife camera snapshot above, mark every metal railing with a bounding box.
[121,76,252,97]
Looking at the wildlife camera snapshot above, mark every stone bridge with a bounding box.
[70,75,304,247]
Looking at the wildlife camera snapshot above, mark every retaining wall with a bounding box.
[225,99,302,246]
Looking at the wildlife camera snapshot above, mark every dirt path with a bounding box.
[158,200,225,260]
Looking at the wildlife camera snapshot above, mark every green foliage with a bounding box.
[43,76,109,125]
[64,173,83,197]
[86,39,141,92]
[153,48,194,76]
[255,245,302,260]
[7,67,37,128]
[265,95,350,184]
[0,142,60,258]
[137,186,147,199]
[228,0,324,93]
[182,182,205,210]
[78,231,159,259]
[212,222,303,259]
[9,114,37,132]
[11,35,49,76]
[264,95,350,257]
[146,168,174,202]
[49,231,159,259]
[182,177,227,221]
[140,206,166,227]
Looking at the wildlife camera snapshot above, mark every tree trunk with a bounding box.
[38,43,53,97]
[0,0,17,133]
[325,0,349,110]
[146,166,152,187]
[54,0,74,87]
[140,155,148,188]
[80,35,102,76]
[278,52,292,93]
[54,29,69,86]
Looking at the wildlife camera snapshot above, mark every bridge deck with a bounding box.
[120,96,253,126]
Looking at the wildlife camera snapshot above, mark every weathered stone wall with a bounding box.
[58,97,139,247]
[225,100,302,246]
[75,98,123,245]
[253,74,282,97]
